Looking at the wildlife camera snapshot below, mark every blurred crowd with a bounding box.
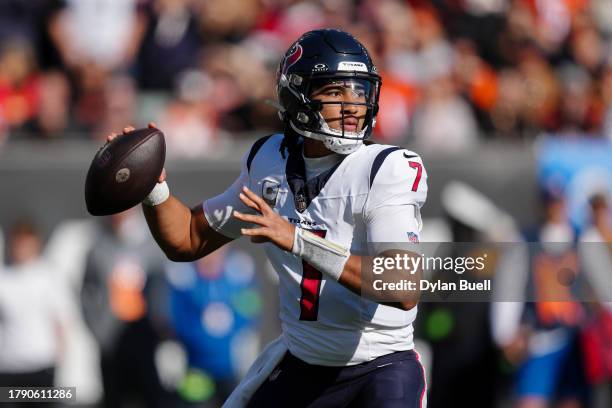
[2,0,612,157]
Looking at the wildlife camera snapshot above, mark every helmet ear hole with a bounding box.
[290,74,303,86]
[297,112,310,124]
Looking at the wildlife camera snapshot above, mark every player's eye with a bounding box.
[352,89,366,99]
[324,89,343,97]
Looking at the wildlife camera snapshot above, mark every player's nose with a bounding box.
[341,97,360,114]
[342,104,358,115]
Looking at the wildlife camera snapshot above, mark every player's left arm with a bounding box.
[233,187,419,310]
[343,149,428,310]
[233,150,427,310]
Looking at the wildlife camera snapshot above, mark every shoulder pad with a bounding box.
[246,134,283,173]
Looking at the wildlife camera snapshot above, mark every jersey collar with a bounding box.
[285,139,345,213]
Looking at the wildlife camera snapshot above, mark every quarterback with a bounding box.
[113,29,428,407]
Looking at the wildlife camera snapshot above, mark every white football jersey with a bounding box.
[204,134,428,366]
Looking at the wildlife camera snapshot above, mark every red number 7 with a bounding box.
[409,161,422,192]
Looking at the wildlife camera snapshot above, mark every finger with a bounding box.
[122,126,135,134]
[233,211,266,226]
[242,186,271,214]
[240,227,269,237]
[148,122,158,129]
[158,168,166,183]
[240,186,265,212]
[106,132,118,143]
[239,193,261,213]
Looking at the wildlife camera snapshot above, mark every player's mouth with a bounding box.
[342,117,359,132]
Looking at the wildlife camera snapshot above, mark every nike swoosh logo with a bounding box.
[403,152,417,159]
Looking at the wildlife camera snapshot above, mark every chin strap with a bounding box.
[289,120,365,155]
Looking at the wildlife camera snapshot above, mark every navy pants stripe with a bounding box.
[247,350,426,408]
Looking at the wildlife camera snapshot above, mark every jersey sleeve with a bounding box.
[367,205,422,243]
[364,149,428,243]
[203,150,254,239]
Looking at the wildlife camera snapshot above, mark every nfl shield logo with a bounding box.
[295,194,307,212]
[262,180,280,206]
[407,232,419,243]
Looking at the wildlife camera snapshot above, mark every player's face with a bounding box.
[310,79,369,134]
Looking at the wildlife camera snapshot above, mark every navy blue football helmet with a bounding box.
[277,29,381,154]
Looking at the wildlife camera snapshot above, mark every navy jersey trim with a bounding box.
[247,134,273,173]
[369,147,401,188]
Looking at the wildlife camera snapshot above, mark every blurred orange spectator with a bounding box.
[453,39,498,113]
[0,39,40,132]
[374,73,420,143]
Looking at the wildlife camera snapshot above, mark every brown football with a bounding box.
[85,127,166,216]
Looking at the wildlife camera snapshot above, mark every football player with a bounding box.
[113,29,428,407]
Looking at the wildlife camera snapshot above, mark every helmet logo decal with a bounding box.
[282,44,303,74]
[337,61,368,72]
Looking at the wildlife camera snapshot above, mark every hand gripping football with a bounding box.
[85,127,166,216]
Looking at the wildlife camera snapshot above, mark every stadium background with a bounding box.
[0,0,611,407]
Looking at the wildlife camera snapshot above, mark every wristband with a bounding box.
[142,181,170,206]
[292,228,349,281]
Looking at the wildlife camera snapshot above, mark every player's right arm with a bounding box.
[143,149,258,261]
[142,195,232,262]
[108,125,250,262]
